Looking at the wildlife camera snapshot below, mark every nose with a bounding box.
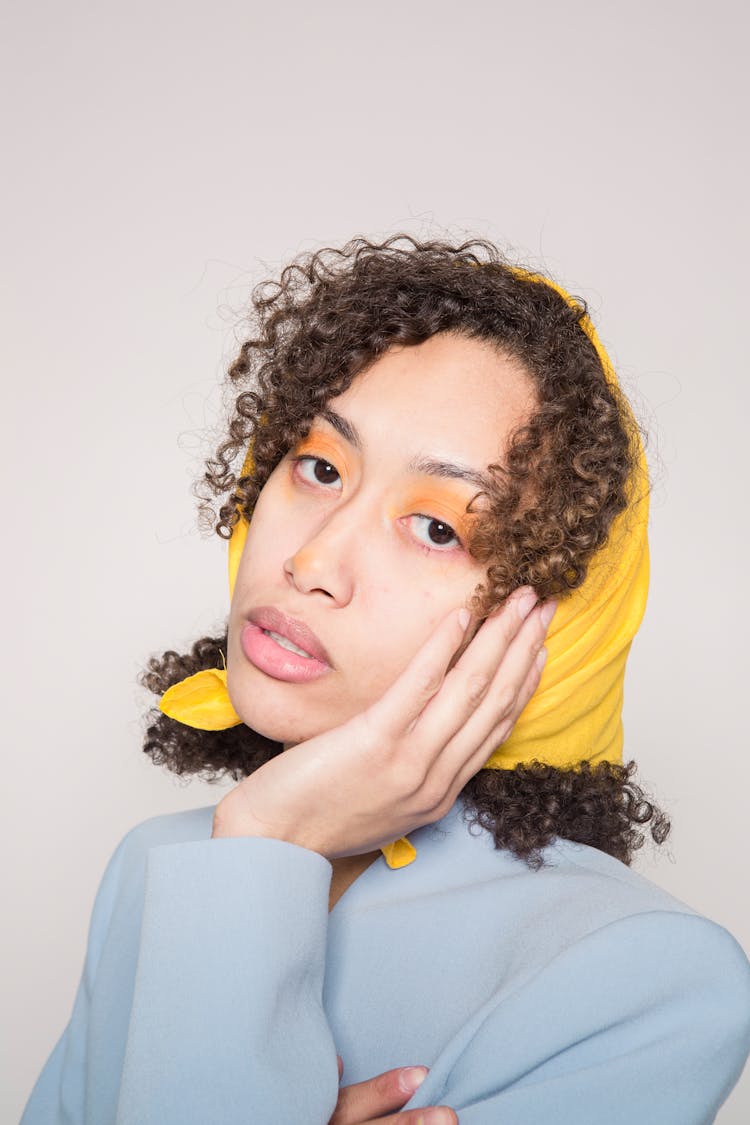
[283,502,362,605]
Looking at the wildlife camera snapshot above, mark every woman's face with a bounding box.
[227,331,533,747]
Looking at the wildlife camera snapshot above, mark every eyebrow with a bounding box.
[318,407,495,494]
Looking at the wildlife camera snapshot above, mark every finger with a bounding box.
[337,1055,344,1081]
[509,641,548,731]
[367,587,536,744]
[452,641,548,793]
[411,589,542,754]
[449,600,552,754]
[329,1066,429,1125]
[364,1108,458,1124]
[420,600,554,798]
[364,607,475,742]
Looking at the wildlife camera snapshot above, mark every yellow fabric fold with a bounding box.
[487,267,649,770]
[379,836,418,869]
[159,266,649,871]
[159,669,243,731]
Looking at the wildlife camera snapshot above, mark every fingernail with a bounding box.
[421,1109,454,1125]
[457,608,471,631]
[516,588,537,620]
[540,600,557,629]
[399,1066,429,1093]
[536,646,548,670]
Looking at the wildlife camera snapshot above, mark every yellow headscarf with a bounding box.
[160,268,649,869]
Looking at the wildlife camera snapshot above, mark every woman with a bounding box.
[21,236,750,1124]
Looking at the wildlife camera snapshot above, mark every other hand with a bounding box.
[330,1056,457,1125]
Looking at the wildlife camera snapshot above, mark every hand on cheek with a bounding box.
[212,587,555,859]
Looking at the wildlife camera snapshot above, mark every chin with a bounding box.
[227,653,365,745]
[227,686,328,747]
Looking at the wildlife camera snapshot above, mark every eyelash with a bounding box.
[289,454,464,554]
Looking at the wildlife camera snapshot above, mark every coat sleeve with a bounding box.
[115,835,340,1125]
[20,826,133,1125]
[21,827,341,1125]
[431,910,750,1125]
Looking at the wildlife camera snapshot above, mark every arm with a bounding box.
[20,829,132,1124]
[21,825,342,1125]
[422,911,750,1125]
[115,835,339,1125]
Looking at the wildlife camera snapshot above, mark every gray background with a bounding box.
[2,1,748,1120]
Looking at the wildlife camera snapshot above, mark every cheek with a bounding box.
[357,585,443,669]
[355,574,482,695]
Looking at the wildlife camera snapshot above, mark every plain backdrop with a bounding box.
[2,1,748,1121]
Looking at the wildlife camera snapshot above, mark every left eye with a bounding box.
[292,455,343,489]
[407,515,462,551]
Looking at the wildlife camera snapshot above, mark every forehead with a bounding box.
[325,332,534,469]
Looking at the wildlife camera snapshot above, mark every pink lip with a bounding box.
[240,606,334,684]
[248,606,332,665]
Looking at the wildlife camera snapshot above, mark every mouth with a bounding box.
[240,606,334,684]
[259,628,316,659]
[247,606,332,664]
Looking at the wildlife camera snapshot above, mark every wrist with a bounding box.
[211,797,261,839]
[210,801,318,852]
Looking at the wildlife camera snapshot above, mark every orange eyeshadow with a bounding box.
[289,434,481,538]
[391,485,480,540]
[293,433,345,461]
[289,434,350,482]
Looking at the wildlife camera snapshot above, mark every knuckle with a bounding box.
[499,604,524,638]
[464,671,491,707]
[330,1068,402,1125]
[493,684,517,716]
[393,757,429,796]
[417,780,447,816]
[433,793,455,821]
[358,715,396,765]
[373,1069,399,1097]
[493,720,514,746]
[416,664,445,697]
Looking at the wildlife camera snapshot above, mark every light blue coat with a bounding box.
[20,798,750,1124]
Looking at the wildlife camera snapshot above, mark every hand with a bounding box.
[213,587,555,857]
[330,1056,457,1125]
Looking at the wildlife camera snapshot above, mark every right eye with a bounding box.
[290,454,343,491]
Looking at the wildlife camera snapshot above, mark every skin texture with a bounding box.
[219,332,552,863]
[225,332,534,746]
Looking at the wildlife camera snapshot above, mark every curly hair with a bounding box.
[141,234,670,866]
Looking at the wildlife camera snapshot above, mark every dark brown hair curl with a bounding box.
[200,234,644,614]
[141,234,669,867]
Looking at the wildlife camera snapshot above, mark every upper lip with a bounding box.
[247,606,333,666]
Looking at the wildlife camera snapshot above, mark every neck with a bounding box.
[328,850,381,911]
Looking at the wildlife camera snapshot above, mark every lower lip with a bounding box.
[240,622,332,683]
